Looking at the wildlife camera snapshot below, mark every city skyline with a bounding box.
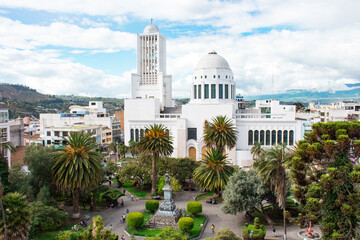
[0,0,359,98]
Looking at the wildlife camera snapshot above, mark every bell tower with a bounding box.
[130,23,173,110]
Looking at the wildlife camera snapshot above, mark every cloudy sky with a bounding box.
[0,0,359,98]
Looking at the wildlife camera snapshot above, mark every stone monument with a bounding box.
[146,172,182,229]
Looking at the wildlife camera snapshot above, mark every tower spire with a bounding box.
[150,18,153,24]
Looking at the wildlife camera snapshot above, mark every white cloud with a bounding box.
[0,0,359,98]
[0,16,136,50]
[0,48,132,98]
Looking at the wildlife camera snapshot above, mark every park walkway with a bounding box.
[84,189,320,240]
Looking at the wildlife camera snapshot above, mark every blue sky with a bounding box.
[0,0,359,98]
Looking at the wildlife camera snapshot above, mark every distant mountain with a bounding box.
[246,87,360,104]
[0,83,53,103]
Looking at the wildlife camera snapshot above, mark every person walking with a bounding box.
[272,226,276,236]
[120,217,123,224]
[122,214,126,223]
[126,209,129,215]
[211,224,215,233]
[131,194,134,201]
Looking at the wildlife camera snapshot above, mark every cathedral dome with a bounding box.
[195,51,230,70]
[144,24,160,34]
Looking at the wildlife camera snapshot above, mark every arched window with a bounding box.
[277,130,282,144]
[189,147,196,159]
[254,130,259,143]
[289,130,294,145]
[201,146,208,160]
[283,130,288,145]
[135,129,139,142]
[266,130,270,145]
[260,130,265,145]
[130,129,134,141]
[271,130,276,145]
[140,129,144,138]
[248,130,253,145]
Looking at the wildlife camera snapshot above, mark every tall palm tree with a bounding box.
[193,148,234,196]
[203,115,237,151]
[138,124,173,195]
[255,144,293,239]
[52,131,102,218]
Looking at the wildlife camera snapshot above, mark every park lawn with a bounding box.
[196,191,213,201]
[123,182,151,199]
[34,224,74,240]
[128,214,207,239]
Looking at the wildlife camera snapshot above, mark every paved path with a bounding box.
[82,189,321,240]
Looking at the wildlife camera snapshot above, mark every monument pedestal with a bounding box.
[146,173,182,229]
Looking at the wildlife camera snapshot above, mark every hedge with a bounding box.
[127,212,144,229]
[178,217,194,233]
[187,201,202,216]
[145,200,159,213]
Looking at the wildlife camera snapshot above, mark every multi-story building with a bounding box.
[40,101,117,146]
[0,109,11,167]
[309,101,360,122]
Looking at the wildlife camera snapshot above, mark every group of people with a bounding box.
[119,209,129,224]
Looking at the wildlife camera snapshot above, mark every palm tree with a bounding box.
[128,139,138,157]
[109,142,118,162]
[251,141,262,160]
[118,143,128,158]
[203,115,237,151]
[52,131,102,218]
[255,144,293,239]
[138,124,173,195]
[193,148,234,196]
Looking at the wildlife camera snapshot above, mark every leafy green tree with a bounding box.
[222,169,276,225]
[193,148,234,196]
[290,121,360,239]
[52,131,102,218]
[104,161,118,177]
[116,156,152,189]
[28,201,68,238]
[0,193,31,239]
[8,163,31,197]
[0,134,15,194]
[255,144,293,237]
[203,115,237,151]
[138,124,174,195]
[145,226,186,240]
[157,175,181,193]
[158,157,200,184]
[23,145,55,198]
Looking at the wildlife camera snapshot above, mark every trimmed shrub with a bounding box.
[187,201,202,216]
[145,200,159,213]
[178,217,194,233]
[241,218,266,240]
[127,212,144,229]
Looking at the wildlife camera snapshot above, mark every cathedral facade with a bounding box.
[124,24,303,167]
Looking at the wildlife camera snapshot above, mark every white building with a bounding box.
[40,101,114,146]
[0,109,11,167]
[124,25,303,168]
[309,101,360,122]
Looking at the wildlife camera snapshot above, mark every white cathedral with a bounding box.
[124,24,303,168]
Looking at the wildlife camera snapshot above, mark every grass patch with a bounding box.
[123,182,150,198]
[34,224,74,240]
[196,191,213,201]
[128,214,206,239]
